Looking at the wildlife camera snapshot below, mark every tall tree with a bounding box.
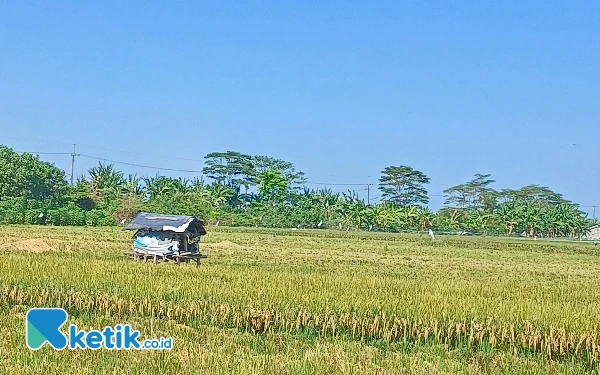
[497,185,568,206]
[443,173,496,211]
[202,151,254,190]
[250,155,306,188]
[378,166,430,206]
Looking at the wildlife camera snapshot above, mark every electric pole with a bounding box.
[70,144,79,186]
[367,184,373,204]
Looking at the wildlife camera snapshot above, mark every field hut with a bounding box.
[123,212,207,265]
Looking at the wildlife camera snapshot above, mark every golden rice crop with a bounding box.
[1,225,600,374]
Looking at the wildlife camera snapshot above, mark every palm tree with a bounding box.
[87,162,124,200]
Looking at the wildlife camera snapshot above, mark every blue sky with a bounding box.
[1,1,598,214]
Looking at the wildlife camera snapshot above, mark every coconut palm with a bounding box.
[88,162,124,199]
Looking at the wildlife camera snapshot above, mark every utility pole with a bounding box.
[70,144,79,186]
[594,205,598,223]
[367,184,374,204]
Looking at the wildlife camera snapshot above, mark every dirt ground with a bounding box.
[0,239,56,253]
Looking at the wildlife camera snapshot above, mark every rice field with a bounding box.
[1,225,600,374]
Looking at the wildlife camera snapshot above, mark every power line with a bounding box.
[302,172,373,178]
[12,140,374,178]
[15,146,592,209]
[17,148,374,183]
[81,154,378,187]
[79,154,205,173]
[17,151,72,155]
[9,136,208,162]
[77,145,207,162]
[303,182,372,186]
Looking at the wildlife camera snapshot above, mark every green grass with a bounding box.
[1,225,599,374]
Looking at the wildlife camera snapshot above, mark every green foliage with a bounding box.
[498,185,569,206]
[143,175,188,201]
[339,192,370,230]
[0,197,47,224]
[143,192,212,219]
[0,145,592,236]
[0,146,68,203]
[443,173,496,211]
[378,166,430,206]
[250,155,306,188]
[257,170,289,201]
[202,151,254,190]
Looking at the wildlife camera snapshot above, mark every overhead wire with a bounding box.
[7,136,208,162]
[78,154,205,173]
[16,151,72,155]
[12,144,457,199]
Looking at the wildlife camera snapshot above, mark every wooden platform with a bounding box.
[123,251,207,266]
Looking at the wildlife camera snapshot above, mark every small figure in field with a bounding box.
[428,228,435,241]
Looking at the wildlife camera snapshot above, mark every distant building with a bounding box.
[584,224,600,240]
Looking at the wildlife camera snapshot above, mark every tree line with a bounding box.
[0,145,593,237]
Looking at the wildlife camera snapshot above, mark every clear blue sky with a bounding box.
[1,1,598,214]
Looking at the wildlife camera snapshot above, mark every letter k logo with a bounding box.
[26,308,68,350]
